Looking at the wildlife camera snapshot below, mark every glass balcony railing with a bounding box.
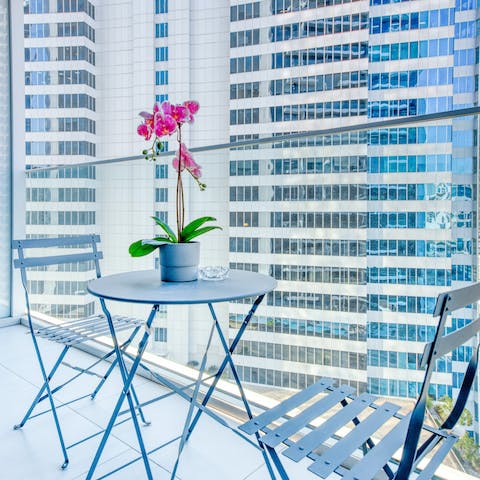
[20,109,480,477]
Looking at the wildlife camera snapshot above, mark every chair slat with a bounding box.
[12,235,100,249]
[283,393,377,462]
[36,316,142,345]
[239,378,334,435]
[415,435,457,480]
[308,402,401,478]
[421,316,480,368]
[38,315,138,335]
[14,251,103,269]
[261,385,355,448]
[38,316,104,334]
[341,413,411,480]
[434,282,480,315]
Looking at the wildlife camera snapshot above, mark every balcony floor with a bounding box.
[0,324,317,480]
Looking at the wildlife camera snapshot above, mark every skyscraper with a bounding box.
[229,0,370,395]
[24,0,97,319]
[227,0,479,443]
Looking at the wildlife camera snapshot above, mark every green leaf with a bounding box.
[128,239,158,257]
[180,216,217,242]
[182,225,222,242]
[128,236,175,257]
[152,216,177,242]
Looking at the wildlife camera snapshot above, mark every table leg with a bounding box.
[170,315,217,479]
[86,302,158,480]
[185,294,265,440]
[180,295,278,480]
[209,302,280,480]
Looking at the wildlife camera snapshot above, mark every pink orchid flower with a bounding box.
[137,123,153,140]
[139,103,159,120]
[172,143,202,178]
[154,114,177,137]
[137,104,161,140]
[169,104,190,124]
[184,100,200,116]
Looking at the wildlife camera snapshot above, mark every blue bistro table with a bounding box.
[85,269,277,480]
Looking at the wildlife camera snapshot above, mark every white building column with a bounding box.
[2,0,24,321]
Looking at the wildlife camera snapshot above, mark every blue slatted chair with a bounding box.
[12,234,145,469]
[240,282,480,479]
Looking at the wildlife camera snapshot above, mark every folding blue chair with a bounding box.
[12,234,146,469]
[240,282,480,479]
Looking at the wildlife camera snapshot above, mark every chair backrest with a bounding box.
[396,282,480,478]
[12,234,103,323]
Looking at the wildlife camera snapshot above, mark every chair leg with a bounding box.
[90,325,141,400]
[90,350,152,426]
[14,345,69,430]
[90,325,150,425]
[86,303,157,480]
[24,334,69,469]
[90,351,152,427]
[130,382,151,426]
[90,354,118,399]
[266,445,290,480]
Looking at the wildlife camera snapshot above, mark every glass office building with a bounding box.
[228,0,478,438]
[229,0,370,395]
[24,0,98,319]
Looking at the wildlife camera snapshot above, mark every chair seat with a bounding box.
[34,315,143,346]
[240,378,457,479]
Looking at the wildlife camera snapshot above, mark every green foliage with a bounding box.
[430,395,479,473]
[434,395,472,426]
[152,216,177,243]
[179,216,219,242]
[434,395,453,421]
[129,216,221,257]
[456,433,480,470]
[128,236,175,257]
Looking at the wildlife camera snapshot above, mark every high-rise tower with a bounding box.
[24,0,97,319]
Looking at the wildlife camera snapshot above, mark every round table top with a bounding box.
[87,269,277,305]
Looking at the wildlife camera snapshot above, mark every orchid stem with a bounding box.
[176,127,183,241]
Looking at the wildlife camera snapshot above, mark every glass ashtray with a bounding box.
[199,266,230,281]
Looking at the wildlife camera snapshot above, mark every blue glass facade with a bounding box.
[367,0,478,442]
[227,1,479,442]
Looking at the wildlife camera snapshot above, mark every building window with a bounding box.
[24,0,50,14]
[24,24,50,38]
[156,94,169,104]
[156,47,168,62]
[156,70,168,85]
[156,23,168,38]
[155,0,168,14]
[57,0,95,19]
[155,164,168,178]
[155,211,168,224]
[154,327,167,342]
[231,3,260,21]
[155,188,168,202]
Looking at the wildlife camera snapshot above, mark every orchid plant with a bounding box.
[129,100,221,257]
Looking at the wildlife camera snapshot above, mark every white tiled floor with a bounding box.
[0,324,316,480]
